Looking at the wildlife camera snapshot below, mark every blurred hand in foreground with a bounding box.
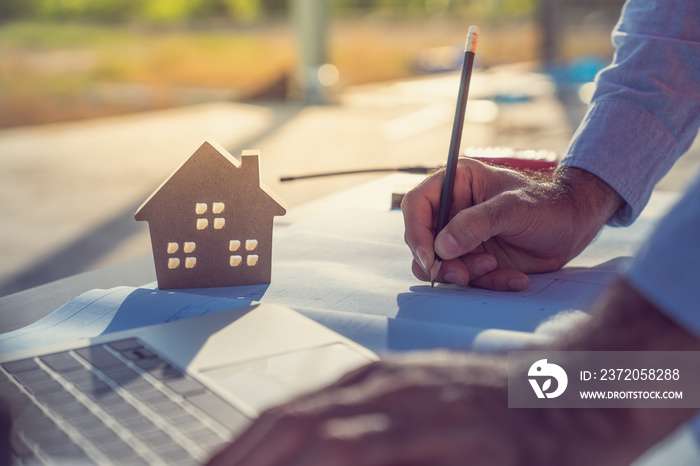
[401,158,624,290]
[207,279,700,466]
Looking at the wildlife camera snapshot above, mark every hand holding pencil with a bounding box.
[402,157,624,291]
[401,24,629,291]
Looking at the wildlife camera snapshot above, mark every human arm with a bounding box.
[209,163,700,465]
[402,0,700,290]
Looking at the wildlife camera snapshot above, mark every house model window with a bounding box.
[165,241,197,270]
[135,141,286,289]
[195,202,225,230]
[227,238,259,267]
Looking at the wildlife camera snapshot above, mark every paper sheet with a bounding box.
[0,206,638,355]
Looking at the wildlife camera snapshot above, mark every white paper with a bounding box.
[0,207,634,355]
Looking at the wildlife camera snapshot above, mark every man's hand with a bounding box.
[208,280,700,466]
[401,159,624,290]
[208,354,521,466]
[207,353,614,466]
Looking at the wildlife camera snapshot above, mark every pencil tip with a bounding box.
[429,259,442,287]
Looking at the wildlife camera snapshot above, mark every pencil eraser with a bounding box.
[466,26,479,53]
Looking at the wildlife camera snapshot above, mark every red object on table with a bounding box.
[465,147,559,173]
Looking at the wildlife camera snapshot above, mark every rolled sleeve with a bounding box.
[561,0,700,226]
[561,99,680,226]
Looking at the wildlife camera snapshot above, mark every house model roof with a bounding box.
[135,140,286,289]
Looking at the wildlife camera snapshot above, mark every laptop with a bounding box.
[0,303,377,465]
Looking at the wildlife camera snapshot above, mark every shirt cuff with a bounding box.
[624,175,700,339]
[560,99,680,226]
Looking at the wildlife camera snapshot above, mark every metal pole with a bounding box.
[292,0,329,104]
[540,0,559,68]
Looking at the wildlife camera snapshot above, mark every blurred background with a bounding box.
[1,0,643,297]
[1,0,623,127]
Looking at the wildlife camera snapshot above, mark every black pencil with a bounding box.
[431,25,479,287]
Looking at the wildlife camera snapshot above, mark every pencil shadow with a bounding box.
[388,290,482,351]
[395,284,551,332]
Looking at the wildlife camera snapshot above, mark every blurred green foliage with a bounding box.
[0,0,580,24]
[0,0,277,23]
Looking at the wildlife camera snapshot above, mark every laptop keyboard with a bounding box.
[0,338,251,465]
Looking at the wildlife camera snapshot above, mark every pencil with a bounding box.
[430,25,479,287]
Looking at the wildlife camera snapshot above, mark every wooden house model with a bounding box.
[135,141,286,289]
